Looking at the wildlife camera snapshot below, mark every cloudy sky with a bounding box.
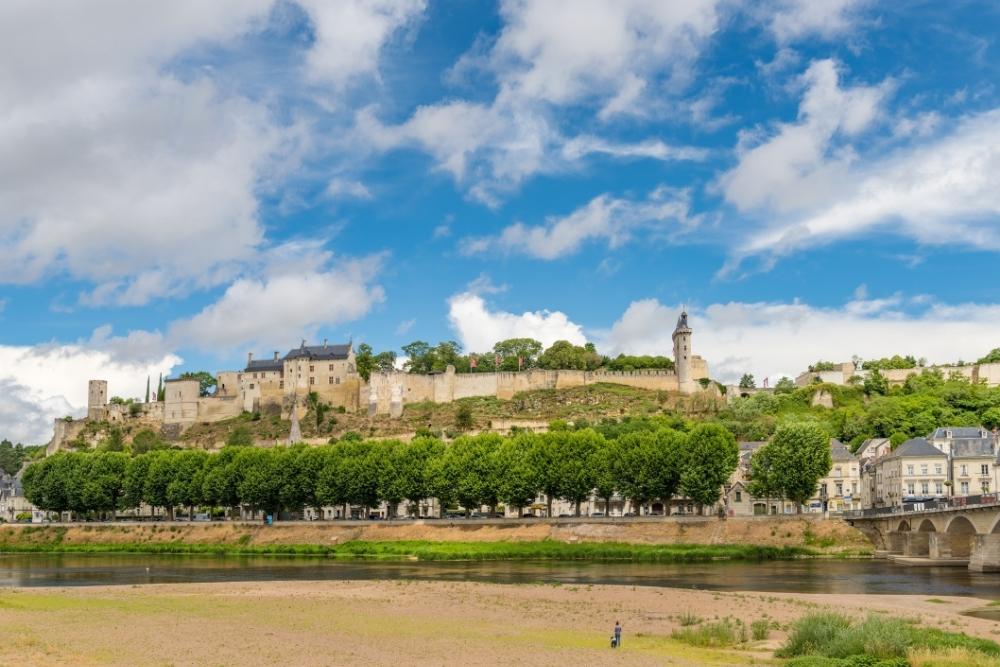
[2,1,999,443]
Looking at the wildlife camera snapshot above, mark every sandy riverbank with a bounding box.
[1,579,996,666]
[0,516,869,553]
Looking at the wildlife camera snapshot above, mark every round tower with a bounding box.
[672,311,694,393]
[87,379,108,421]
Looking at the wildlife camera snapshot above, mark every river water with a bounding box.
[3,554,1000,598]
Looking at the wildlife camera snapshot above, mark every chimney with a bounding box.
[247,352,254,364]
[301,339,306,349]
[274,351,280,360]
[323,338,328,349]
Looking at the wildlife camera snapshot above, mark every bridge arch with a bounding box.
[897,520,911,532]
[946,515,978,558]
[918,519,936,532]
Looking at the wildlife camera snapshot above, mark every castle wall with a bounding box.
[216,371,240,398]
[196,396,243,422]
[163,379,200,425]
[360,368,683,415]
[977,363,1000,386]
[46,418,87,455]
[87,380,107,421]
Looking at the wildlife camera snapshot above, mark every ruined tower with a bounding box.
[672,311,694,394]
[87,379,108,421]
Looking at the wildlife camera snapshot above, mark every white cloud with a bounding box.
[297,0,426,88]
[0,1,292,305]
[325,177,373,199]
[360,0,724,202]
[719,59,892,215]
[767,0,868,44]
[490,0,722,110]
[447,292,585,352]
[168,255,385,352]
[597,296,1000,385]
[561,136,709,162]
[737,107,1000,260]
[462,187,696,260]
[0,343,179,444]
[395,319,415,336]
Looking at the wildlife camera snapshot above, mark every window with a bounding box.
[309,377,315,385]
[907,465,914,476]
[329,377,335,384]
[961,481,970,495]
[834,467,842,478]
[835,483,843,496]
[310,365,314,372]
[920,464,928,475]
[735,491,742,502]
[983,464,990,476]
[249,383,255,389]
[961,465,968,476]
[907,483,915,495]
[984,481,992,494]
[935,464,942,474]
[935,482,943,495]
[921,482,929,495]
[335,377,341,385]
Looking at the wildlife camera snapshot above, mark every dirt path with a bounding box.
[1,580,995,666]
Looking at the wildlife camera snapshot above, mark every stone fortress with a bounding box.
[52,313,709,449]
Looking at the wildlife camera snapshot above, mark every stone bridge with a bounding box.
[846,495,1000,571]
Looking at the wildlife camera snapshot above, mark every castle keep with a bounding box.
[53,314,708,450]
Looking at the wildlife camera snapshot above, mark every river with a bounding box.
[3,554,1000,597]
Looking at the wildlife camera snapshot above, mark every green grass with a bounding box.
[671,618,748,647]
[778,611,1000,665]
[0,538,814,561]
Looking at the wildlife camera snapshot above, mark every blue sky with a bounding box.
[2,0,1000,442]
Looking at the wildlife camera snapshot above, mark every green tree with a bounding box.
[201,447,242,515]
[528,432,562,517]
[123,454,152,515]
[774,377,796,394]
[99,426,125,452]
[144,450,178,520]
[131,429,166,454]
[166,450,209,519]
[82,452,129,519]
[739,374,756,389]
[23,454,74,515]
[493,433,539,517]
[605,354,675,372]
[982,407,1000,432]
[493,338,543,370]
[355,343,376,381]
[864,369,889,396]
[394,436,445,517]
[591,438,617,516]
[440,434,500,516]
[978,348,1000,364]
[761,422,832,513]
[179,371,218,396]
[455,403,474,431]
[145,376,150,404]
[680,423,738,514]
[233,447,284,518]
[553,430,603,516]
[537,340,603,370]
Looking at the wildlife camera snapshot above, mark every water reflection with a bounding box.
[2,554,1000,598]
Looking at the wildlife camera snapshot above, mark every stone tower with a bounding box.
[672,311,694,394]
[87,379,108,421]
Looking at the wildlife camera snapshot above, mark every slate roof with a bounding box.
[244,342,352,372]
[952,438,996,458]
[246,359,283,373]
[856,438,890,459]
[930,426,988,439]
[830,438,856,462]
[284,343,352,361]
[886,437,946,459]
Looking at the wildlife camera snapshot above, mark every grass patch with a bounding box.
[0,538,814,561]
[778,611,1000,665]
[671,617,747,648]
[925,598,950,604]
[751,618,772,641]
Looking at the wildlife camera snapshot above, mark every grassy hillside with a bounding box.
[178,383,725,447]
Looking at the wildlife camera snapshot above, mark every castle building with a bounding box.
[49,316,709,449]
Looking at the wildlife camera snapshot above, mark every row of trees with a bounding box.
[22,424,744,520]
[380,338,674,378]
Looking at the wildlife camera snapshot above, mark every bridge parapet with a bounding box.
[844,493,1000,520]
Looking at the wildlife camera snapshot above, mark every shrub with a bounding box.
[15,512,32,522]
[751,618,772,641]
[455,404,474,431]
[672,618,747,647]
[225,426,254,447]
[678,611,700,627]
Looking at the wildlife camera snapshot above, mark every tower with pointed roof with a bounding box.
[672,310,694,393]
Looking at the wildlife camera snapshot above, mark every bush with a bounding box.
[672,618,747,647]
[780,612,1000,664]
[15,512,32,522]
[225,426,254,447]
[751,618,772,641]
[678,611,700,627]
[455,404,474,431]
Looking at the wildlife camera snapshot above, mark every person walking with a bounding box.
[613,620,622,648]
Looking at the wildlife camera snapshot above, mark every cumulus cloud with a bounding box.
[325,177,373,200]
[0,1,292,305]
[359,0,723,203]
[168,255,385,352]
[0,343,180,444]
[462,187,696,259]
[719,59,891,215]
[447,292,585,352]
[297,0,426,88]
[597,296,1000,385]
[766,0,869,44]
